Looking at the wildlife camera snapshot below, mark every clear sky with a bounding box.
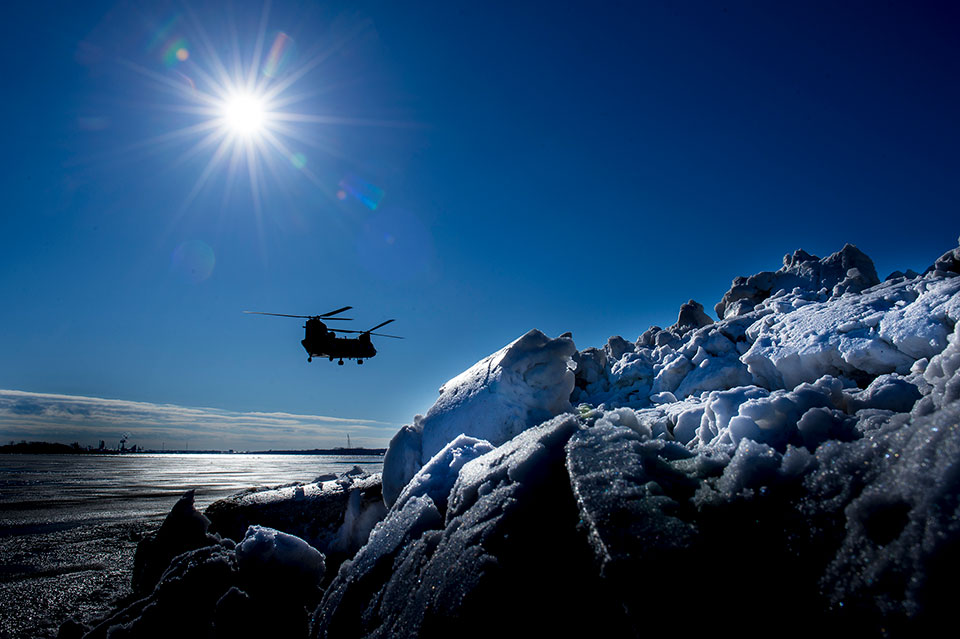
[1,0,957,450]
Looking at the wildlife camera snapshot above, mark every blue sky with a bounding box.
[1,1,957,450]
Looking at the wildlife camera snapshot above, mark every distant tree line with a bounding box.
[1,441,95,454]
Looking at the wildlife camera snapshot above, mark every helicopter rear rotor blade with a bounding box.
[319,306,353,318]
[334,319,402,339]
[335,329,404,339]
[366,319,395,333]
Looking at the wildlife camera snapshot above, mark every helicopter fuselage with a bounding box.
[302,318,377,363]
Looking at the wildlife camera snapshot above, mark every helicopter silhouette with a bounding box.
[245,306,402,365]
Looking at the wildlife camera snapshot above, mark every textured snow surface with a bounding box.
[314,416,627,638]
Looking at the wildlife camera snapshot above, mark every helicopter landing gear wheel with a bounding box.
[308,356,312,362]
[338,359,344,366]
[329,356,334,361]
[357,359,363,365]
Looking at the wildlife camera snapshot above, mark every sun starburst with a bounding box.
[120,4,362,219]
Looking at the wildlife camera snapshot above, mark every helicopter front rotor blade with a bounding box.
[244,311,313,319]
[244,310,353,320]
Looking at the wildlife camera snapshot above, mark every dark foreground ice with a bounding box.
[0,454,380,638]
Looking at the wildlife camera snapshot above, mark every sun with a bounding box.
[221,92,268,138]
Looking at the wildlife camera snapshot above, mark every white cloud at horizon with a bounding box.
[0,389,400,450]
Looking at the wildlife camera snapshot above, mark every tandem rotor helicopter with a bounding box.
[244,306,402,365]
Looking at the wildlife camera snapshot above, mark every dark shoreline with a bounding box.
[0,442,385,456]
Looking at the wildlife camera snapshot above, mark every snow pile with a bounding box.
[381,329,576,505]
[714,243,880,318]
[310,238,960,637]
[570,243,960,410]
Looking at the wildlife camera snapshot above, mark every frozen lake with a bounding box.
[0,453,384,638]
[0,453,384,532]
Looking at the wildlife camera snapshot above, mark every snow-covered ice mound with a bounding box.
[312,238,960,638]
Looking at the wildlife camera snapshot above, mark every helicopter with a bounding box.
[244,306,402,365]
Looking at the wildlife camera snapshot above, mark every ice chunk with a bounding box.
[650,391,677,405]
[915,321,960,414]
[394,434,495,512]
[381,424,423,506]
[382,329,576,506]
[878,276,960,360]
[739,277,950,390]
[206,473,385,559]
[330,487,389,555]
[668,299,714,334]
[924,236,960,276]
[674,353,753,399]
[236,525,325,587]
[651,353,694,394]
[845,374,921,413]
[132,489,224,596]
[715,244,880,319]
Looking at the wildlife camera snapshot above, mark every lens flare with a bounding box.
[162,38,189,68]
[171,240,215,283]
[338,174,385,210]
[263,32,293,78]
